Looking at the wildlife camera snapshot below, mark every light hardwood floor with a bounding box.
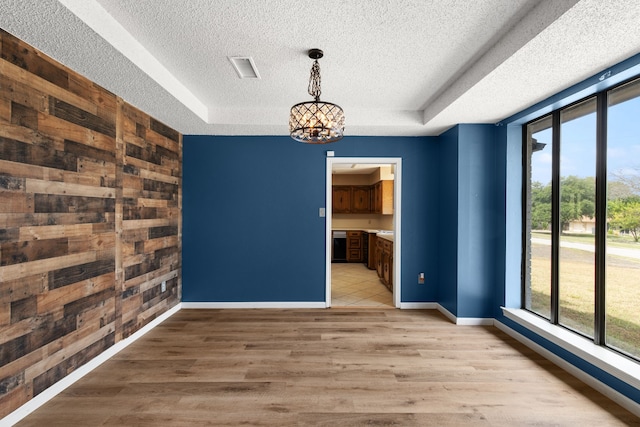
[16,309,639,426]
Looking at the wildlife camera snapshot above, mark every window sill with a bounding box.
[501,307,640,391]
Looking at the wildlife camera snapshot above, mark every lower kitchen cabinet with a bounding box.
[375,238,383,278]
[347,231,362,262]
[367,234,377,269]
[376,237,393,291]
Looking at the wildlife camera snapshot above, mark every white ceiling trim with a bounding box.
[58,0,209,121]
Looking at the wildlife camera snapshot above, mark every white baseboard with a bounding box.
[494,319,640,418]
[454,317,495,326]
[399,302,437,309]
[181,301,327,309]
[436,304,457,323]
[1,303,182,427]
[398,303,493,325]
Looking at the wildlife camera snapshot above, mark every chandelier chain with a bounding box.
[307,59,321,101]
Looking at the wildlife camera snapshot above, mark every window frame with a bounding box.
[522,75,640,361]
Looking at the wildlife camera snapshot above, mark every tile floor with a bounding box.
[331,262,393,307]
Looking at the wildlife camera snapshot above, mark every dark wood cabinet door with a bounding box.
[372,182,382,214]
[375,239,384,278]
[332,186,351,213]
[347,231,362,262]
[351,186,371,213]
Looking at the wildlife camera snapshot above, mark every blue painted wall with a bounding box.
[456,124,499,318]
[436,124,500,318]
[436,126,458,314]
[182,135,440,303]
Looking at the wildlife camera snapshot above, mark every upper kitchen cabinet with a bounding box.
[372,180,394,215]
[333,186,352,213]
[351,186,371,213]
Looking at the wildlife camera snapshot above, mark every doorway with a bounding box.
[325,157,402,308]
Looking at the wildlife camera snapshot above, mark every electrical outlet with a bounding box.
[418,272,425,285]
[161,281,167,292]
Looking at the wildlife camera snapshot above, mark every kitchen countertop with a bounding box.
[332,228,392,233]
[376,233,394,242]
[331,228,394,241]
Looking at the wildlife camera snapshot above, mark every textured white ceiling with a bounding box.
[1,0,640,136]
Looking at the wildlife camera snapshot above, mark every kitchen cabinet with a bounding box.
[375,238,384,278]
[347,231,362,262]
[376,237,393,291]
[366,233,377,270]
[332,182,392,214]
[332,186,351,213]
[351,186,370,213]
[372,180,394,215]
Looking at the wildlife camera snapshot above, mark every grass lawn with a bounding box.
[530,240,640,358]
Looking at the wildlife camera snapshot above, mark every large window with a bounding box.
[524,76,640,360]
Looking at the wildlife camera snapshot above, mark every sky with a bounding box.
[531,96,640,185]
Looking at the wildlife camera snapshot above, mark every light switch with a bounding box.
[319,207,326,217]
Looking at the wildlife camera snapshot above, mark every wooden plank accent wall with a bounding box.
[0,29,182,417]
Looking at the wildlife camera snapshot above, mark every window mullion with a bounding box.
[550,111,561,325]
[594,92,608,345]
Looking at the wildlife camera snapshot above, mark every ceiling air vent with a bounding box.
[228,56,261,79]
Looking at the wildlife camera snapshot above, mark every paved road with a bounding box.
[532,238,640,260]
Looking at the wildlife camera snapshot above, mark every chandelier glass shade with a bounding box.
[289,49,344,143]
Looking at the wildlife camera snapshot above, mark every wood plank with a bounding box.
[0,273,47,304]
[123,264,176,291]
[149,117,180,143]
[0,97,10,122]
[124,155,174,177]
[0,159,66,185]
[64,138,115,163]
[0,175,26,192]
[0,212,108,228]
[0,251,96,282]
[36,112,114,153]
[49,97,115,138]
[33,194,115,214]
[67,73,116,122]
[1,30,69,89]
[67,233,115,253]
[10,101,38,130]
[0,136,77,172]
[17,223,92,242]
[121,218,173,231]
[0,192,34,213]
[1,237,69,266]
[0,51,101,117]
[36,272,114,315]
[120,102,150,128]
[26,178,115,199]
[48,258,114,290]
[139,168,179,185]
[0,74,49,114]
[135,198,169,208]
[0,121,56,147]
[144,126,180,154]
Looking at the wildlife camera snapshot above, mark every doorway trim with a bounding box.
[325,157,402,308]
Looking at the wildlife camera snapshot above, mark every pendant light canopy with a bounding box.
[289,49,345,144]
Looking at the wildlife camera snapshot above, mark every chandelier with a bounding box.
[289,49,345,143]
